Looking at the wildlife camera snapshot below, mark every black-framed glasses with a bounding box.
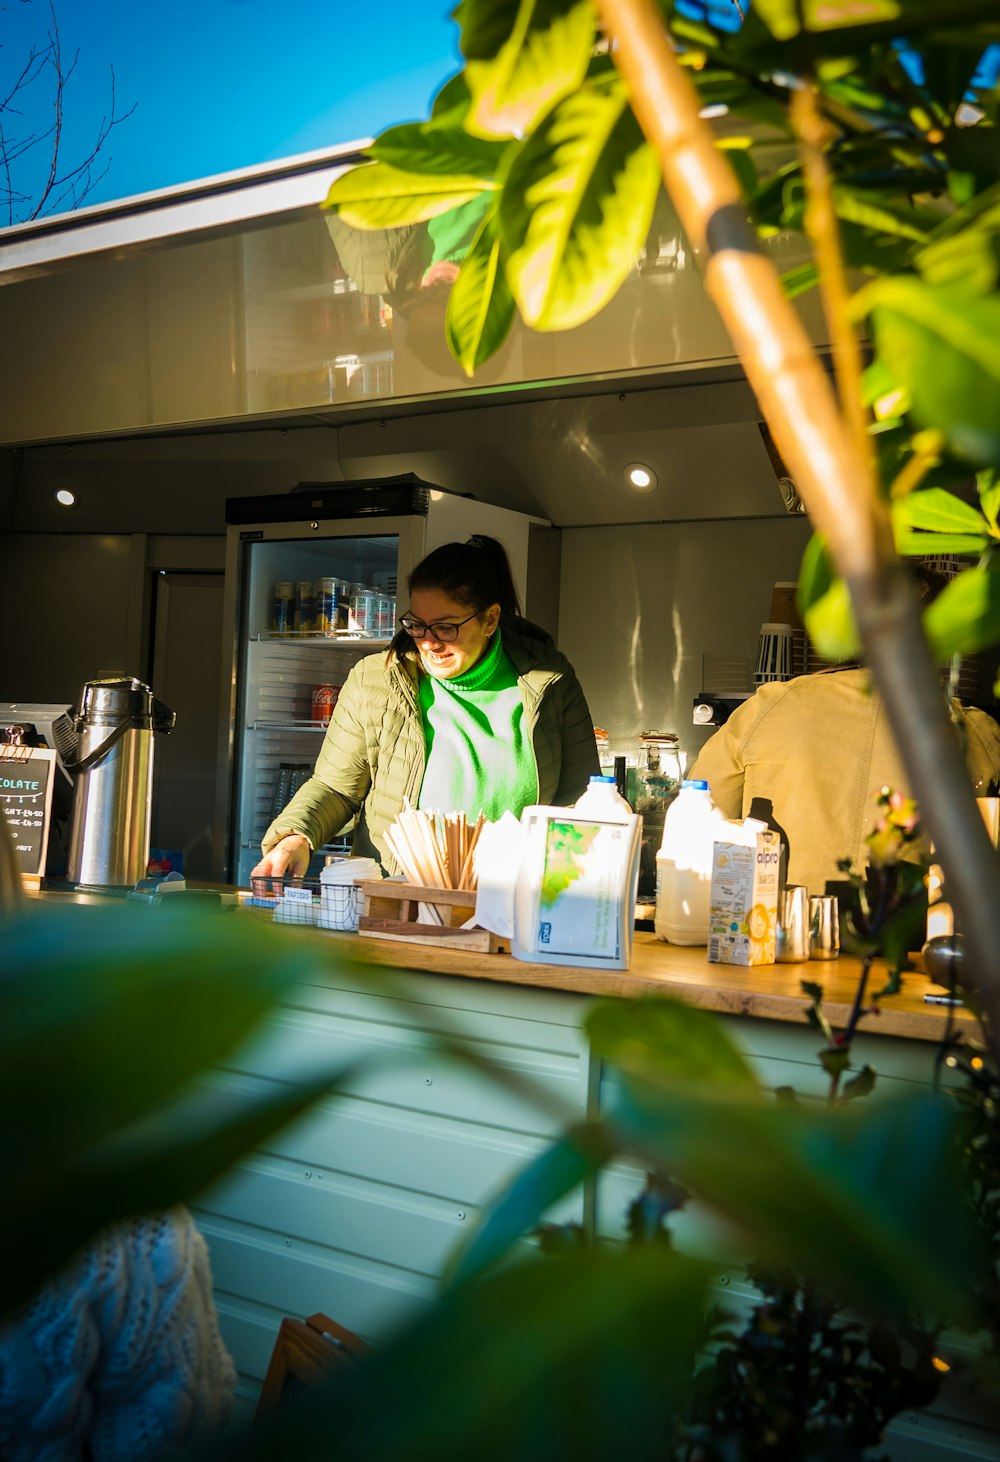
[398,610,482,643]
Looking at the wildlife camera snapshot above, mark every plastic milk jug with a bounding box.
[575,774,633,817]
[655,779,725,945]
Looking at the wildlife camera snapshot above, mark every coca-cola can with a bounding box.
[312,684,338,726]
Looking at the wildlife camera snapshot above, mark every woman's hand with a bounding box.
[250,834,311,880]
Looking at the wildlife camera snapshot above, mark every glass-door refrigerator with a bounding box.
[215,474,545,886]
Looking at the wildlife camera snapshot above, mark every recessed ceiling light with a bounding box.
[53,488,77,508]
[625,463,657,491]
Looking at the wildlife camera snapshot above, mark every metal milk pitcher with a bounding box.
[66,677,175,889]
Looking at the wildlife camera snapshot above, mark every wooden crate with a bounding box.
[356,880,509,954]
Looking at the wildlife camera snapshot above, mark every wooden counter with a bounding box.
[29,882,973,1044]
[321,926,975,1046]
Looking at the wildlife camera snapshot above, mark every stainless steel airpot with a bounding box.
[65,677,175,890]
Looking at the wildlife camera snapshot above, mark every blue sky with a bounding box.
[2,0,461,218]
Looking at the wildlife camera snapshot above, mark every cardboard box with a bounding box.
[708,828,781,966]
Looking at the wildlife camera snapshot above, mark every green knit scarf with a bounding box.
[417,631,537,821]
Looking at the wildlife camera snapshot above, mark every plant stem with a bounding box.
[790,86,871,478]
[598,0,1000,1064]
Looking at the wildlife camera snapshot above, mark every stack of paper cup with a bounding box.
[319,856,381,931]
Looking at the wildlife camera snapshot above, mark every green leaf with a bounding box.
[895,529,990,556]
[0,902,320,1168]
[459,0,596,140]
[0,902,378,1313]
[978,467,1000,530]
[231,1248,711,1462]
[923,562,1000,659]
[369,122,506,179]
[833,185,938,246]
[918,202,1000,294]
[753,0,900,42]
[585,997,763,1092]
[448,1121,613,1284]
[797,535,861,663]
[892,487,987,535]
[780,261,819,299]
[498,75,661,330]
[605,1080,978,1322]
[445,208,517,375]
[324,159,496,230]
[843,1064,877,1101]
[4,1064,363,1316]
[856,277,1000,466]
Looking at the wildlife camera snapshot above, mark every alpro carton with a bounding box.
[707,825,780,966]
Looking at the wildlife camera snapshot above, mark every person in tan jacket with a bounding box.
[689,666,1000,898]
[252,536,599,880]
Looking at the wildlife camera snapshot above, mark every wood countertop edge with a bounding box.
[27,887,976,1045]
[326,930,978,1045]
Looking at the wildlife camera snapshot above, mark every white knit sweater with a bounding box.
[0,1209,236,1462]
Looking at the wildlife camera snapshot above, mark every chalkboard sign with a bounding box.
[1,746,56,879]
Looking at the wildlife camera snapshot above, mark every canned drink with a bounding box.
[374,594,394,638]
[314,577,341,636]
[293,580,314,635]
[349,586,377,635]
[312,684,340,726]
[272,581,294,636]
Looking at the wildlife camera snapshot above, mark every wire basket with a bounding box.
[249,875,363,931]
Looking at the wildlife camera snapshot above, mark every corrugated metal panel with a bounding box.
[192,967,592,1393]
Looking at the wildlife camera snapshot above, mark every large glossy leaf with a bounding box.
[0,902,325,1165]
[445,208,517,374]
[857,277,1000,466]
[979,467,1000,530]
[797,533,861,662]
[485,1000,977,1322]
[4,1064,363,1315]
[586,996,763,1092]
[924,562,1000,659]
[369,122,506,179]
[606,1076,977,1323]
[895,529,991,555]
[221,1247,712,1462]
[324,160,496,230]
[0,902,380,1313]
[917,194,1000,293]
[833,186,939,246]
[729,0,1000,68]
[498,75,661,330]
[892,486,989,535]
[458,0,595,140]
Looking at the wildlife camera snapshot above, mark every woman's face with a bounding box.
[406,588,500,680]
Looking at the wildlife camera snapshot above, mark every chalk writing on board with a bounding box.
[0,747,56,878]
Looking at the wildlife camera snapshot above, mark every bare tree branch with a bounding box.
[0,0,135,225]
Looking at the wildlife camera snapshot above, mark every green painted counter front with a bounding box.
[191,949,999,1460]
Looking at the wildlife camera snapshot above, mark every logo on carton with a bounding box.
[708,829,780,967]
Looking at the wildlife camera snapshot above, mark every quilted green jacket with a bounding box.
[261,617,600,871]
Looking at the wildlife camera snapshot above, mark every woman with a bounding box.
[253,535,599,879]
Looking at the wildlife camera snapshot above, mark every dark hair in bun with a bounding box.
[388,535,520,659]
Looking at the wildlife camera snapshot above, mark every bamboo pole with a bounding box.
[598,0,1000,1055]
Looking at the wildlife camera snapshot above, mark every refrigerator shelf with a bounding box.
[250,720,329,732]
[252,632,390,646]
